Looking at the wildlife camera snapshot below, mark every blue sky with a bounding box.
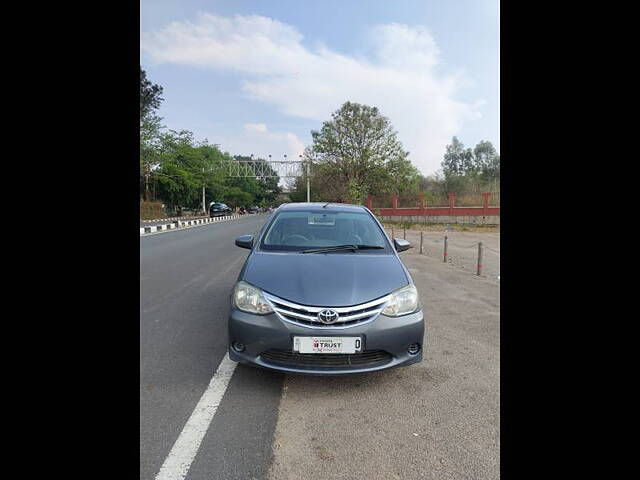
[141,0,499,175]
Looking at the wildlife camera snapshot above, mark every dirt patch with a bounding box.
[387,228,500,283]
[268,242,500,480]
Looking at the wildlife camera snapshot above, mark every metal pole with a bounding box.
[306,161,310,202]
[403,227,406,239]
[202,166,206,214]
[444,235,448,262]
[477,242,483,276]
[420,231,424,254]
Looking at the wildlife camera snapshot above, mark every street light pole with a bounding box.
[202,166,206,214]
[301,154,309,202]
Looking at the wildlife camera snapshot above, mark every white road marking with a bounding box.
[155,353,238,480]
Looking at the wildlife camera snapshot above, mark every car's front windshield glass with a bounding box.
[260,210,389,252]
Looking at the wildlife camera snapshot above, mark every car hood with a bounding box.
[241,251,409,306]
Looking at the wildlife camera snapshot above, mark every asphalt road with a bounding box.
[141,215,500,480]
[140,214,283,480]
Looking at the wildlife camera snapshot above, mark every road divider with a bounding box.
[140,214,246,236]
[141,215,209,223]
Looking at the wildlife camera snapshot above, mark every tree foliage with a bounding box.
[442,136,500,180]
[289,102,421,204]
[139,67,281,212]
[140,67,164,121]
[425,137,500,203]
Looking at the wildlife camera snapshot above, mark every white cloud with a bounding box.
[243,123,268,134]
[142,13,480,174]
[230,123,305,160]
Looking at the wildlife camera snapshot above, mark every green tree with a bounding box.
[140,67,164,121]
[436,138,500,203]
[140,68,165,201]
[442,136,475,178]
[385,156,421,197]
[288,103,422,204]
[473,140,500,180]
[140,113,164,201]
[306,102,411,203]
[154,130,201,211]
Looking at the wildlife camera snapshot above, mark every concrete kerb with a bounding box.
[139,214,258,236]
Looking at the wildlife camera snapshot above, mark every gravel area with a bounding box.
[268,240,500,480]
[385,227,500,283]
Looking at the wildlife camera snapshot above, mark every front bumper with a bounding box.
[228,308,425,375]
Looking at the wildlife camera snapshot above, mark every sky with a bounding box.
[140,0,499,176]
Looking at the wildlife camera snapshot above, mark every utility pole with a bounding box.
[301,154,310,202]
[202,166,206,214]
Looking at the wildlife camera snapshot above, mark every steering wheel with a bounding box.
[283,233,310,244]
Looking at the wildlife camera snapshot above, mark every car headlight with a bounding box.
[233,281,274,315]
[381,284,419,317]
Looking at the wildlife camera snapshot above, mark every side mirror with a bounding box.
[394,238,411,252]
[235,234,254,249]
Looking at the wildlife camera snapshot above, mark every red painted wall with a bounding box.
[372,206,500,216]
[365,194,500,217]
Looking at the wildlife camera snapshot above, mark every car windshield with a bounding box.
[260,210,389,252]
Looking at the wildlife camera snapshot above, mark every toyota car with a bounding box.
[228,203,424,374]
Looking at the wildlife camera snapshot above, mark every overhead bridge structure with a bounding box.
[226,159,311,201]
[226,160,307,179]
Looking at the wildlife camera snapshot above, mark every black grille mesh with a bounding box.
[260,349,392,369]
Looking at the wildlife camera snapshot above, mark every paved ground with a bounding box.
[140,214,282,480]
[140,216,500,480]
[268,246,500,480]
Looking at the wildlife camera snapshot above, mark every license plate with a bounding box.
[293,336,362,354]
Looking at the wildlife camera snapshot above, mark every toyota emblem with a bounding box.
[317,309,339,324]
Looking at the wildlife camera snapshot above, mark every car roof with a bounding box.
[277,202,368,213]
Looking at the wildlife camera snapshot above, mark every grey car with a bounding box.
[229,202,424,374]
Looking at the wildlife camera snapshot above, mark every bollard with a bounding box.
[392,226,395,239]
[403,227,406,239]
[477,242,483,276]
[420,231,424,254]
[444,236,448,262]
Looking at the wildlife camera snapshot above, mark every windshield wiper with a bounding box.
[302,244,385,254]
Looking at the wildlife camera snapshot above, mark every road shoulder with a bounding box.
[268,248,500,480]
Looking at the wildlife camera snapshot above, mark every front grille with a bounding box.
[263,292,390,329]
[260,349,392,369]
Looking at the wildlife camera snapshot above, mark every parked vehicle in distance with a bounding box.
[229,202,424,374]
[210,202,232,217]
[248,205,260,214]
